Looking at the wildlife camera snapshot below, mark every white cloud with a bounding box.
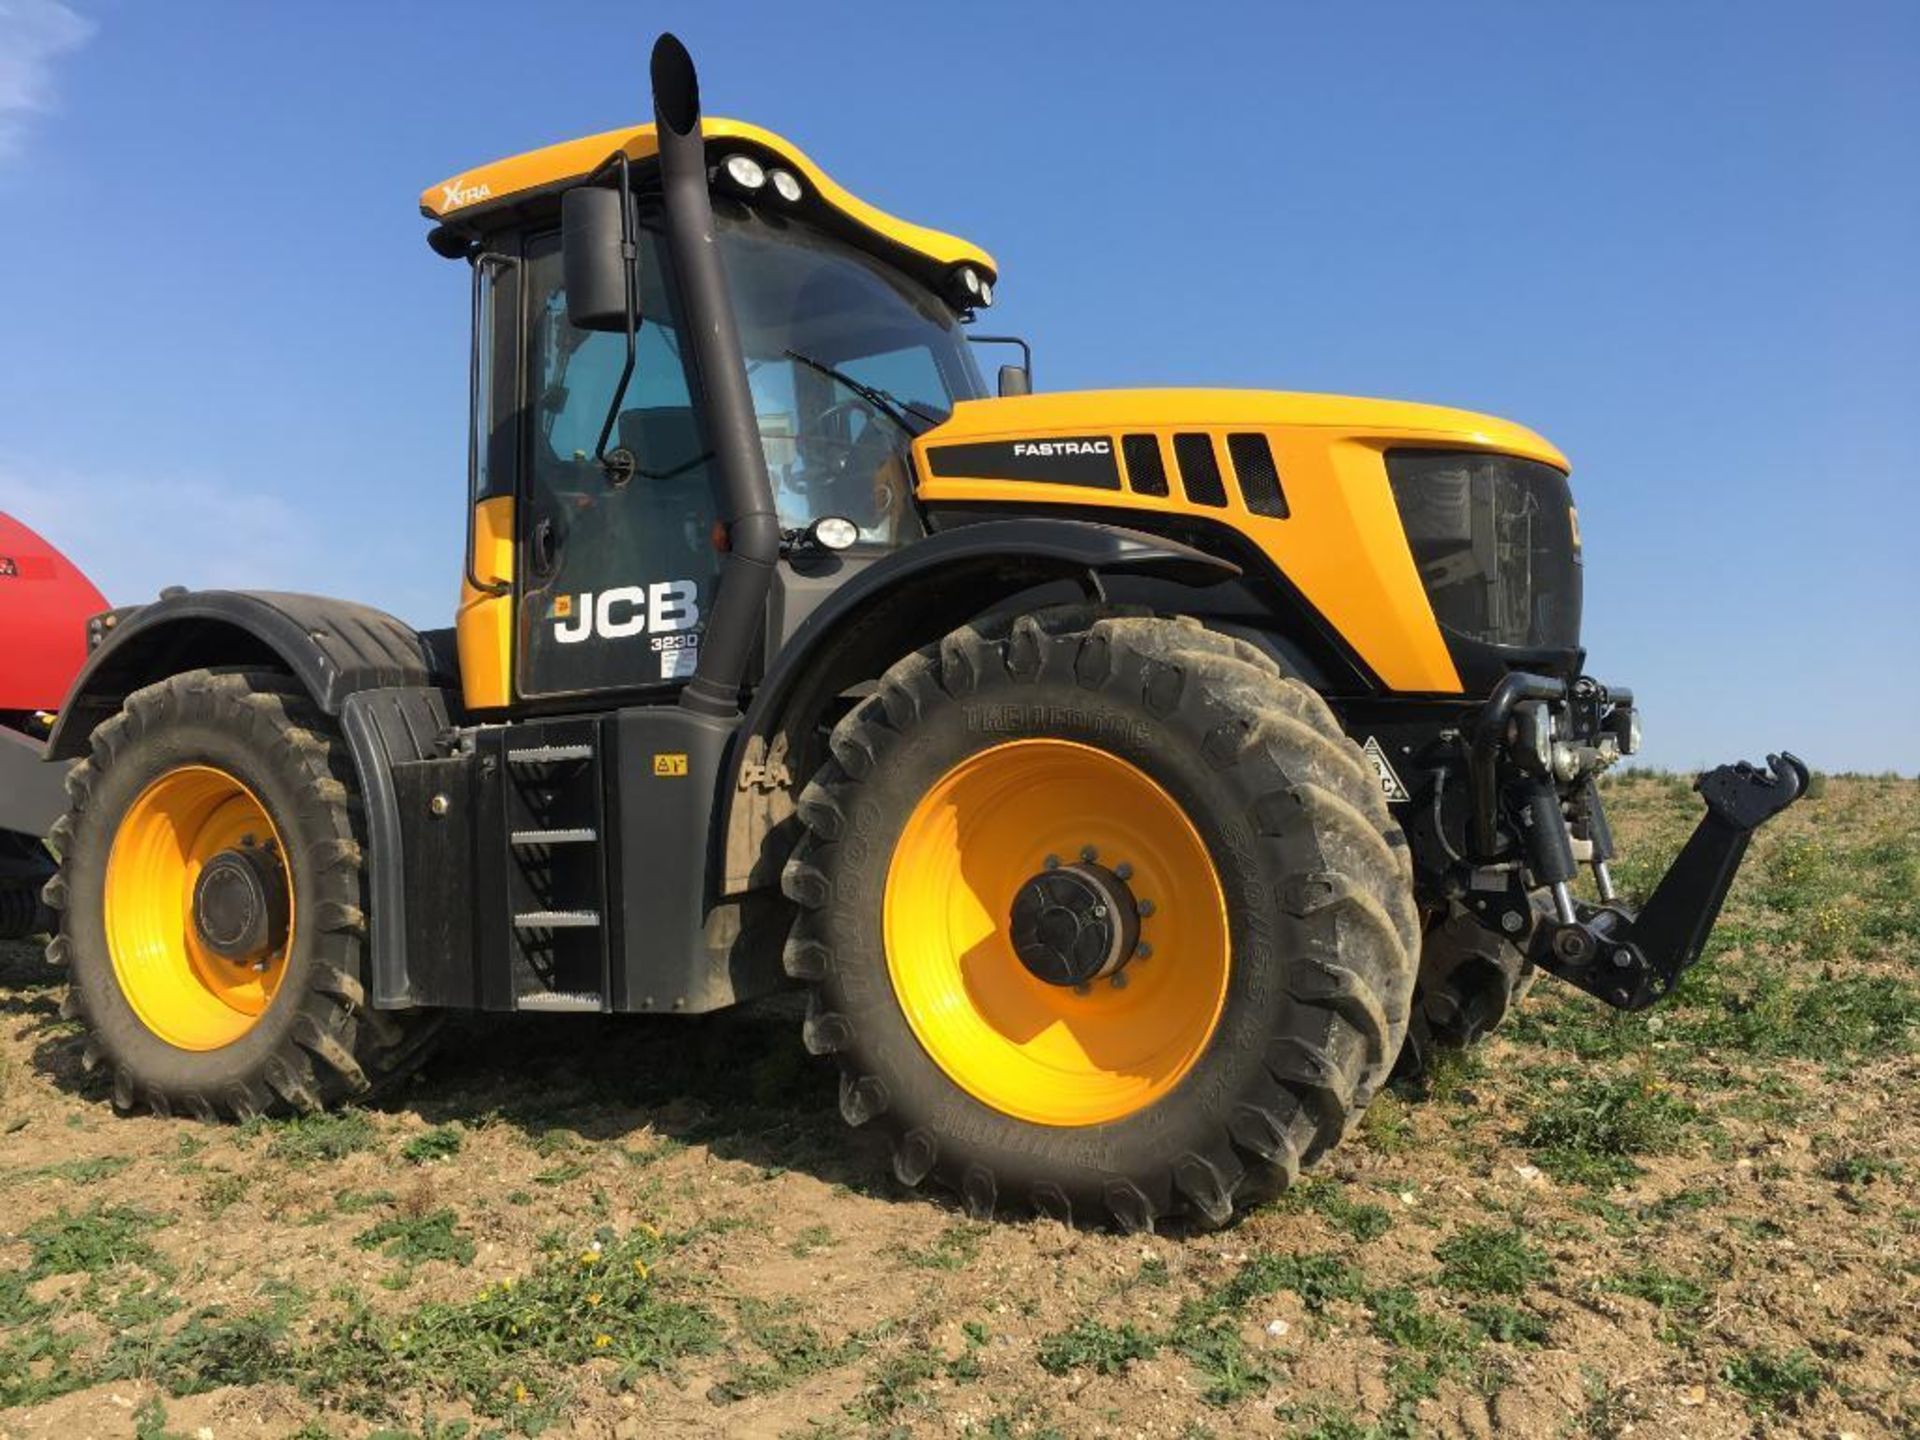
[0,0,95,160]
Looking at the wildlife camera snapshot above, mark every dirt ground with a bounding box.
[2,774,1915,1439]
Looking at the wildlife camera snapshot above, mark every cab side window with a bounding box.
[516,230,722,698]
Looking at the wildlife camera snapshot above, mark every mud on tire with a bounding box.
[46,668,439,1119]
[781,609,1420,1230]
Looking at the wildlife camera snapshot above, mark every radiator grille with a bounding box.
[1122,434,1169,496]
[1173,433,1227,507]
[1227,433,1288,517]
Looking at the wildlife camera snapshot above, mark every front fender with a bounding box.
[720,517,1237,892]
[45,590,450,760]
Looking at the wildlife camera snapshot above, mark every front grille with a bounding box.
[1226,433,1287,517]
[1173,433,1227,507]
[1122,434,1169,496]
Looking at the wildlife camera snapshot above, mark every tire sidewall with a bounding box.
[820,641,1329,1202]
[65,693,343,1097]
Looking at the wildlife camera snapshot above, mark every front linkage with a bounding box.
[1458,671,1806,1012]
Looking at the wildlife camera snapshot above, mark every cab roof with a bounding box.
[421,118,997,282]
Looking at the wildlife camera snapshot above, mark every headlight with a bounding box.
[723,154,766,190]
[810,515,859,551]
[768,169,802,202]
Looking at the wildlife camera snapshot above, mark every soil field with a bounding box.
[2,774,1915,1439]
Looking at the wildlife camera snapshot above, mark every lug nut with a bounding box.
[1138,899,1156,917]
[1080,845,1098,863]
[1091,904,1107,919]
[1135,942,1153,960]
[1073,982,1091,996]
[1043,854,1061,871]
[1114,862,1133,881]
[1110,971,1129,990]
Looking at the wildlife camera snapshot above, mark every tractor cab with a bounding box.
[421,120,999,712]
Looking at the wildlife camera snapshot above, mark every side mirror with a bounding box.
[561,186,639,333]
[997,364,1031,398]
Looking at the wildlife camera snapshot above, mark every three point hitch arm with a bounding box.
[1468,672,1809,1012]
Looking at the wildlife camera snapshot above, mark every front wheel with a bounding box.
[782,611,1419,1230]
[47,668,438,1119]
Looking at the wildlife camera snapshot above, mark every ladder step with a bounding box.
[510,827,598,846]
[516,991,604,1013]
[506,743,594,765]
[512,909,601,929]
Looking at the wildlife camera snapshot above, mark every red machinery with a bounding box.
[1,511,109,937]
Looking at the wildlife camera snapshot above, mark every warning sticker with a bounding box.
[1362,736,1412,804]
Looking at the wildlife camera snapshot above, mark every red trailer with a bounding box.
[1,511,109,937]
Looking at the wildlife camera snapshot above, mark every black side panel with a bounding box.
[925,437,1122,489]
[392,755,480,1007]
[609,706,782,1012]
[48,590,448,759]
[339,687,458,1009]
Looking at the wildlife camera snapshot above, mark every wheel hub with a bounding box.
[1009,861,1141,987]
[191,844,289,962]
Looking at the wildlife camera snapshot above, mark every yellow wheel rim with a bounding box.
[104,765,294,1051]
[883,739,1229,1127]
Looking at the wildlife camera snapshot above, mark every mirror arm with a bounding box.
[590,154,640,486]
[966,333,1033,387]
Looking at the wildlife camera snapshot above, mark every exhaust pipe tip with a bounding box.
[650,33,700,136]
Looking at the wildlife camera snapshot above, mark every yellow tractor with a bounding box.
[42,36,1803,1230]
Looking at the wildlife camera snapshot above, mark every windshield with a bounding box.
[713,204,987,543]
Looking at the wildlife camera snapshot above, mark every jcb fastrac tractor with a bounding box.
[42,36,1804,1230]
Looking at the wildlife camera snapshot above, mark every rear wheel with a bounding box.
[782,610,1419,1230]
[46,669,438,1118]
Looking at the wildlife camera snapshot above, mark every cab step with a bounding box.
[506,742,594,766]
[515,990,605,1013]
[510,827,598,846]
[512,909,600,929]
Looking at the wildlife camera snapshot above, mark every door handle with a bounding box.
[531,516,558,578]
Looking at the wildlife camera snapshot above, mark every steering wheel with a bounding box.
[793,396,896,509]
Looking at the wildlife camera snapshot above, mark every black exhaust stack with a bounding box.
[652,33,780,718]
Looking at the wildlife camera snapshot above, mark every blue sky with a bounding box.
[1,2,1913,773]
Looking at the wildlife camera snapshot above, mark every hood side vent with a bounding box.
[1122,434,1169,496]
[1173,433,1227,507]
[1227,433,1289,518]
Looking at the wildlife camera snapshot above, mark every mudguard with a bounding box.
[44,591,453,760]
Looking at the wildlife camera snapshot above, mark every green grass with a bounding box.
[1517,1071,1698,1184]
[1603,1264,1711,1341]
[309,1227,717,1427]
[1433,1224,1551,1297]
[1036,1318,1159,1376]
[354,1209,478,1281]
[1720,1346,1825,1416]
[708,1296,866,1402]
[1275,1178,1394,1242]
[246,1108,382,1163]
[400,1126,464,1165]
[21,1203,165,1277]
[894,1221,987,1270]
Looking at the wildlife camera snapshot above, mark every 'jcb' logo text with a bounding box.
[554,582,701,644]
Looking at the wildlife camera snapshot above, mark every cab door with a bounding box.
[515,228,723,701]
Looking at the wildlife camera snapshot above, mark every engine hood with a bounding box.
[920,388,1566,471]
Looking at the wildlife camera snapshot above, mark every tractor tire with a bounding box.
[1394,902,1539,1081]
[45,668,440,1119]
[0,832,58,940]
[782,609,1419,1230]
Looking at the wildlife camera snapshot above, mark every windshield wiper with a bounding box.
[784,349,944,436]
